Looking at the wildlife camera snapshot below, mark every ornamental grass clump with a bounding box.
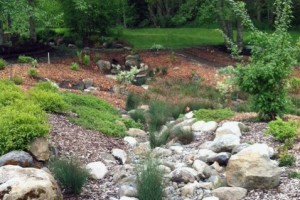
[137,158,164,200]
[49,157,89,195]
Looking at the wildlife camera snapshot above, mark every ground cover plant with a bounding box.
[0,58,7,70]
[63,92,138,137]
[0,80,49,155]
[194,108,235,122]
[266,118,299,142]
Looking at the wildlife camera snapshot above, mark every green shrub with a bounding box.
[12,76,24,85]
[266,118,299,142]
[137,158,163,200]
[34,81,59,92]
[28,68,38,78]
[126,93,141,111]
[18,55,35,63]
[0,80,25,107]
[194,109,235,122]
[288,171,300,179]
[279,153,296,167]
[76,51,83,63]
[49,157,89,195]
[0,100,49,155]
[82,54,90,66]
[63,92,127,137]
[121,118,144,129]
[129,109,147,124]
[161,66,168,75]
[288,77,300,93]
[0,58,7,70]
[29,89,68,113]
[172,126,193,145]
[70,62,80,71]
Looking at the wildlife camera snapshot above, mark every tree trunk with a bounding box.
[122,0,127,28]
[28,0,37,42]
[148,5,158,27]
[217,0,233,47]
[0,20,3,45]
[237,18,243,50]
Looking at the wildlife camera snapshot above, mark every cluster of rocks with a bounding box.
[98,54,149,85]
[115,112,282,200]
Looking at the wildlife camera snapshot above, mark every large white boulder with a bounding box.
[226,149,281,189]
[86,161,108,179]
[208,135,240,153]
[0,165,62,199]
[215,122,241,138]
[212,187,247,200]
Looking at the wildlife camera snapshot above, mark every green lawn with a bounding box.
[120,28,300,49]
[120,28,225,49]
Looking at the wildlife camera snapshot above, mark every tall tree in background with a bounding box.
[28,0,37,42]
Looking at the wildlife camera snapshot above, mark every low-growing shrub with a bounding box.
[70,62,80,71]
[161,66,168,75]
[288,171,300,179]
[18,55,35,63]
[49,157,89,195]
[63,92,127,137]
[194,108,235,122]
[266,118,299,142]
[137,158,163,200]
[121,118,144,129]
[76,51,82,63]
[0,80,25,107]
[0,58,7,70]
[82,54,90,66]
[0,100,49,155]
[34,81,59,92]
[279,153,296,167]
[29,89,68,113]
[126,93,141,111]
[28,68,38,78]
[12,76,24,85]
[129,109,147,125]
[288,77,300,93]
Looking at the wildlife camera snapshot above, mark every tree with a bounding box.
[60,0,118,37]
[224,0,299,120]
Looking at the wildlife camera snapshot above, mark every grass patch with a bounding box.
[194,108,235,122]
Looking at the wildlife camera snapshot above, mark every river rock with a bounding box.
[170,167,198,183]
[127,128,147,137]
[208,135,240,153]
[28,137,50,161]
[86,161,108,179]
[212,187,247,200]
[215,122,241,138]
[112,149,128,165]
[0,151,33,167]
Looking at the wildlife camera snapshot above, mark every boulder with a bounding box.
[226,151,281,189]
[127,128,147,137]
[0,165,62,199]
[215,122,241,138]
[212,187,247,200]
[202,121,218,132]
[185,111,194,119]
[207,175,227,189]
[97,60,111,72]
[181,182,198,197]
[119,184,138,197]
[124,137,138,147]
[28,137,50,161]
[169,167,198,183]
[198,149,217,162]
[169,146,184,154]
[208,135,240,153]
[82,78,93,89]
[207,152,231,166]
[0,151,33,167]
[192,160,209,174]
[112,149,128,165]
[192,121,206,132]
[133,142,151,156]
[86,161,108,179]
[238,143,274,158]
[152,147,172,157]
[231,143,251,155]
